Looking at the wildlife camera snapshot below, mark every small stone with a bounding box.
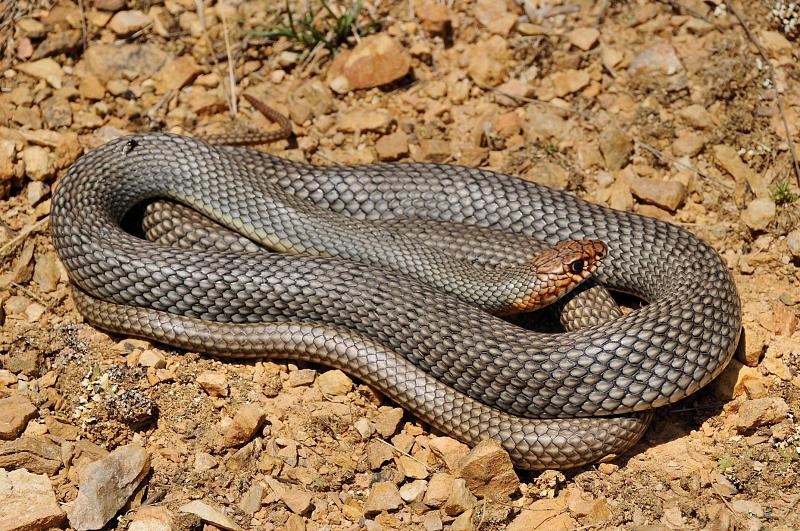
[672,131,705,157]
[738,324,769,366]
[599,129,633,171]
[0,435,62,475]
[415,0,451,34]
[286,368,316,387]
[399,479,427,503]
[474,0,516,36]
[0,395,38,440]
[342,498,363,521]
[108,10,150,36]
[422,472,454,507]
[317,369,353,395]
[33,253,60,292]
[493,111,522,138]
[153,55,202,93]
[629,41,684,77]
[0,469,66,530]
[280,487,314,515]
[287,80,334,124]
[197,370,228,397]
[339,109,393,133]
[354,418,374,439]
[44,416,79,440]
[417,139,451,163]
[363,481,403,515]
[679,104,714,129]
[762,356,793,381]
[23,145,53,181]
[456,440,519,498]
[495,79,533,106]
[734,397,789,431]
[397,455,428,479]
[630,177,686,211]
[567,27,600,50]
[785,229,800,258]
[222,404,265,447]
[443,478,477,516]
[18,57,64,88]
[741,198,776,232]
[467,36,510,87]
[179,500,243,531]
[42,97,72,128]
[422,511,443,531]
[507,498,573,530]
[128,506,174,531]
[450,508,475,531]
[366,439,394,469]
[523,161,570,190]
[376,132,409,161]
[138,350,166,369]
[327,33,410,93]
[548,69,590,98]
[713,473,738,496]
[67,444,150,530]
[86,43,167,82]
[760,30,792,59]
[373,407,404,437]
[285,514,305,531]
[730,499,764,518]
[713,145,769,199]
[79,74,106,100]
[598,463,618,475]
[26,181,49,206]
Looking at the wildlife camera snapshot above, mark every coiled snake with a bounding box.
[50,133,741,469]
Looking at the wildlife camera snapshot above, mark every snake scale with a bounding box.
[50,133,742,469]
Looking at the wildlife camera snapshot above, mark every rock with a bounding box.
[317,369,353,395]
[739,325,769,366]
[363,481,403,515]
[32,30,81,60]
[85,43,167,82]
[786,229,800,258]
[285,514,305,531]
[474,0,516,36]
[762,356,793,381]
[423,472,454,507]
[544,69,591,99]
[415,0,451,34]
[95,0,126,10]
[422,511,443,531]
[451,508,475,531]
[0,469,66,530]
[26,181,49,206]
[672,131,705,157]
[760,30,792,59]
[741,198,776,232]
[375,132,409,161]
[493,111,522,138]
[153,55,202,93]
[280,487,314,515]
[679,104,714,129]
[138,350,166,369]
[373,407,404,437]
[713,145,769,199]
[467,36,510,87]
[366,439,394,469]
[32,253,60,292]
[128,506,174,531]
[0,435,62,475]
[734,397,789,431]
[712,358,769,399]
[108,10,150,36]
[286,368,316,387]
[68,444,150,530]
[222,404,265,447]
[456,440,519,498]
[339,110,393,133]
[18,58,64,88]
[429,437,470,471]
[397,455,428,479]
[566,489,611,522]
[197,370,228,397]
[628,41,684,77]
[417,139,451,163]
[0,395,38,440]
[630,177,686,211]
[288,80,334,124]
[524,109,568,140]
[507,498,574,531]
[23,145,52,181]
[730,499,764,518]
[354,417,374,439]
[523,161,570,190]
[41,96,72,128]
[443,478,477,516]
[399,479,427,502]
[179,500,243,531]
[239,483,263,514]
[328,33,410,93]
[567,27,600,50]
[495,79,533,106]
[599,129,633,171]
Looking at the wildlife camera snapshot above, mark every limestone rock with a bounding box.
[179,500,243,531]
[734,397,789,431]
[0,435,62,475]
[197,370,228,397]
[328,33,410,93]
[375,132,409,161]
[153,55,202,93]
[363,481,403,515]
[599,129,633,171]
[0,468,66,530]
[372,407,404,437]
[443,479,477,516]
[741,198,776,232]
[18,58,64,88]
[467,36,510,87]
[222,404,265,448]
[456,440,520,498]
[318,369,353,395]
[630,177,686,211]
[0,395,38,440]
[108,10,150,36]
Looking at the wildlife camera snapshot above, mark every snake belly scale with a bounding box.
[50,133,742,469]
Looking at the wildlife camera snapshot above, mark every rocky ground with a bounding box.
[1,0,800,529]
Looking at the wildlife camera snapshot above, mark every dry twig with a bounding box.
[221,15,238,117]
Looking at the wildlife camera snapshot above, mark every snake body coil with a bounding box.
[50,133,741,469]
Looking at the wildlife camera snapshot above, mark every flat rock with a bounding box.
[567,27,600,50]
[0,394,38,440]
[422,472,454,507]
[288,80,334,124]
[17,58,64,88]
[474,0,516,36]
[366,439,394,469]
[679,104,714,129]
[197,370,228,397]
[415,0,451,34]
[22,145,52,181]
[467,36,510,87]
[507,497,573,530]
[0,435,62,475]
[397,455,428,479]
[399,479,427,503]
[286,368,316,387]
[153,55,202,93]
[375,132,409,161]
[599,129,633,171]
[338,109,393,133]
[523,161,570,190]
[33,253,60,292]
[734,397,789,431]
[108,10,150,36]
[630,177,686,211]
[672,131,705,157]
[318,369,353,395]
[179,500,243,531]
[128,506,175,531]
[629,40,684,77]
[67,444,150,530]
[429,437,470,472]
[787,229,800,258]
[443,478,477,516]
[372,407,404,437]
[416,139,451,163]
[713,145,769,199]
[456,439,520,498]
[84,43,167,82]
[741,198,776,232]
[0,468,66,530]
[363,481,403,514]
[328,33,410,93]
[222,404,265,448]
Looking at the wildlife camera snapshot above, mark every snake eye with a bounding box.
[570,259,585,274]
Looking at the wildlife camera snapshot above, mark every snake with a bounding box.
[50,133,742,469]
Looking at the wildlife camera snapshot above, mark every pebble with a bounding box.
[422,511,444,531]
[222,404,265,447]
[22,145,53,181]
[397,455,428,479]
[286,368,316,387]
[421,472,453,507]
[566,488,611,523]
[44,415,78,440]
[451,508,475,531]
[523,161,570,190]
[416,139,451,163]
[599,129,633,171]
[338,109,393,133]
[375,132,409,161]
[741,198,776,232]
[762,356,793,381]
[33,253,60,292]
[138,350,166,369]
[443,478,477,516]
[467,36,510,87]
[0,435,62,475]
[738,324,769,366]
[474,0,517,36]
[547,69,591,98]
[495,79,533,106]
[786,229,800,259]
[671,131,706,157]
[679,104,714,129]
[317,369,353,395]
[734,397,789,431]
[354,417,374,439]
[507,497,574,530]
[197,370,228,397]
[713,145,770,199]
[26,180,49,206]
[730,499,764,518]
[628,41,684,77]
[567,27,600,50]
[367,439,394,469]
[128,506,174,531]
[68,444,150,530]
[630,176,686,211]
[415,0,451,34]
[288,80,334,124]
[363,481,403,515]
[108,10,150,36]
[372,407,404,437]
[713,473,738,496]
[0,468,66,530]
[327,33,410,93]
[84,43,167,82]
[399,479,427,503]
[455,439,520,498]
[153,55,202,93]
[179,500,243,531]
[267,478,314,515]
[0,394,38,440]
[18,57,64,88]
